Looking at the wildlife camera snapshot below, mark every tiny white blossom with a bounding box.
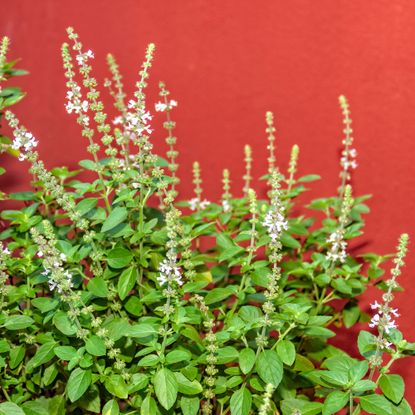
[370,301,381,310]
[326,230,347,263]
[189,198,199,211]
[155,102,167,112]
[189,198,210,211]
[262,209,288,241]
[200,199,211,209]
[222,200,231,212]
[113,116,123,125]
[157,258,183,287]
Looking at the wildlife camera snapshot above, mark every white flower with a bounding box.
[113,116,123,125]
[262,209,288,241]
[155,102,167,112]
[200,199,211,209]
[369,312,398,334]
[189,198,210,211]
[170,100,178,107]
[37,251,43,258]
[76,50,94,66]
[157,258,183,287]
[390,308,400,317]
[222,200,231,212]
[81,100,89,113]
[128,99,136,109]
[189,198,199,211]
[3,248,10,255]
[326,230,347,263]
[370,301,381,310]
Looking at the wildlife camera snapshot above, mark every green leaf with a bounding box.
[281,232,301,249]
[323,391,349,415]
[53,311,77,336]
[87,277,109,298]
[239,348,256,374]
[54,346,77,361]
[137,354,159,367]
[3,315,34,330]
[358,330,377,358]
[127,323,158,339]
[379,374,404,405]
[118,266,137,300]
[276,340,296,366]
[219,245,244,262]
[352,379,376,393]
[86,335,106,356]
[141,396,159,415]
[105,374,129,399]
[76,198,98,216]
[32,297,59,313]
[281,399,322,415]
[153,368,178,410]
[0,402,24,415]
[256,350,283,387]
[102,400,119,415]
[392,399,413,415]
[78,384,101,413]
[230,387,252,415]
[67,368,92,402]
[9,345,25,369]
[101,207,128,232]
[343,303,360,328]
[360,394,393,415]
[26,341,56,370]
[175,372,203,395]
[205,287,234,305]
[216,346,239,364]
[180,396,199,415]
[107,247,133,269]
[165,349,192,365]
[21,400,49,415]
[297,174,321,183]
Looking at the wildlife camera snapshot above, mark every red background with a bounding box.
[2,0,415,406]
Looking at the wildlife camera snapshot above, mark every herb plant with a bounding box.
[0,28,413,415]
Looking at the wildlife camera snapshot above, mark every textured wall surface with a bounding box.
[2,0,415,405]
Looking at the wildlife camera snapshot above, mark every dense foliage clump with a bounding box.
[0,29,413,415]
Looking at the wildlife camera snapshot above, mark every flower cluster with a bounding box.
[0,242,10,313]
[154,99,177,112]
[125,99,153,135]
[326,229,347,263]
[75,49,94,66]
[221,168,232,212]
[192,295,218,415]
[157,257,183,287]
[262,208,288,242]
[189,197,211,211]
[11,129,38,161]
[65,85,89,118]
[369,300,399,334]
[338,95,357,187]
[31,225,74,298]
[370,234,409,360]
[0,36,9,92]
[326,184,353,265]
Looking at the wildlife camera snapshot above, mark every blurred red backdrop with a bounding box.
[2,0,415,406]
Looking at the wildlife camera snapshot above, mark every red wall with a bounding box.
[2,0,415,405]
